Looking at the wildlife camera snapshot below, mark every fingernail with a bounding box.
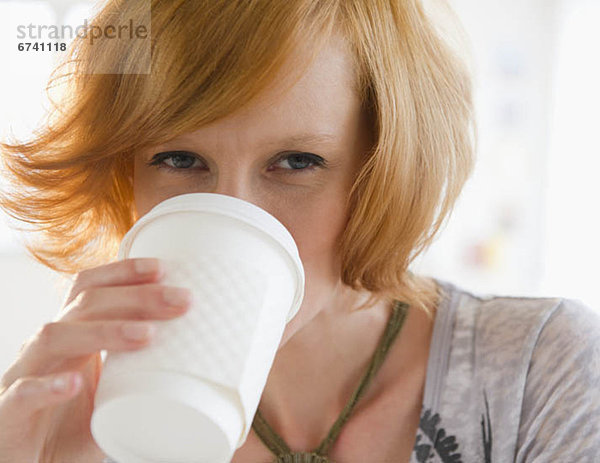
[121,322,155,340]
[135,259,162,275]
[163,287,192,307]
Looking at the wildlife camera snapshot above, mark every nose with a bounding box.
[206,168,289,234]
[210,170,265,212]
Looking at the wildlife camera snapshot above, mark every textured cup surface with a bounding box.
[91,193,305,463]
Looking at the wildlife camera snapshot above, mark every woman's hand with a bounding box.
[0,258,192,462]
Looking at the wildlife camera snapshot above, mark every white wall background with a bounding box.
[1,0,599,374]
[414,0,600,311]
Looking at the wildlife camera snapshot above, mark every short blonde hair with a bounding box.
[0,0,476,318]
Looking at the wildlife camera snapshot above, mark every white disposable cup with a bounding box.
[91,192,305,463]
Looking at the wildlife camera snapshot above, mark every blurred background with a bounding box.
[0,0,599,373]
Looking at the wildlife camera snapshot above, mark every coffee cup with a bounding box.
[91,192,305,463]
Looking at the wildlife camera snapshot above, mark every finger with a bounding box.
[0,371,82,421]
[60,283,192,323]
[17,320,157,375]
[62,258,166,309]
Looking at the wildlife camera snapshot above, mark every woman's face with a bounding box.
[133,36,373,337]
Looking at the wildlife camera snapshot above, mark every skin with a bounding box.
[133,34,436,457]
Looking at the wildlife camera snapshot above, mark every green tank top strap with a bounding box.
[251,299,410,462]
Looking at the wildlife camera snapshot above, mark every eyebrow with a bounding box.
[152,132,339,155]
[261,132,338,146]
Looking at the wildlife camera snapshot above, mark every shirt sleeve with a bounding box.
[515,297,600,461]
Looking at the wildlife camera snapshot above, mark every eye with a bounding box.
[269,152,327,173]
[146,151,327,174]
[146,151,204,173]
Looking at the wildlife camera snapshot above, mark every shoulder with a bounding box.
[531,296,600,348]
[428,280,600,460]
[443,279,600,457]
[465,287,599,362]
[436,278,599,342]
[443,279,600,379]
[433,276,599,357]
[516,297,600,459]
[434,278,570,358]
[523,296,600,396]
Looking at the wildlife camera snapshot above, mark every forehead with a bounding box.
[172,35,362,146]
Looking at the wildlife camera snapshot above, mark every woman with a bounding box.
[0,0,598,462]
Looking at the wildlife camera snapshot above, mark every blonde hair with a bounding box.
[0,0,476,319]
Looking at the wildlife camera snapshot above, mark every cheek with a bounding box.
[132,159,197,219]
[132,166,157,220]
[280,191,349,276]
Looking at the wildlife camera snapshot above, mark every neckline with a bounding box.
[252,299,410,459]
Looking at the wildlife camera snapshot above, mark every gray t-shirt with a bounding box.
[411,277,600,462]
[102,277,600,462]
